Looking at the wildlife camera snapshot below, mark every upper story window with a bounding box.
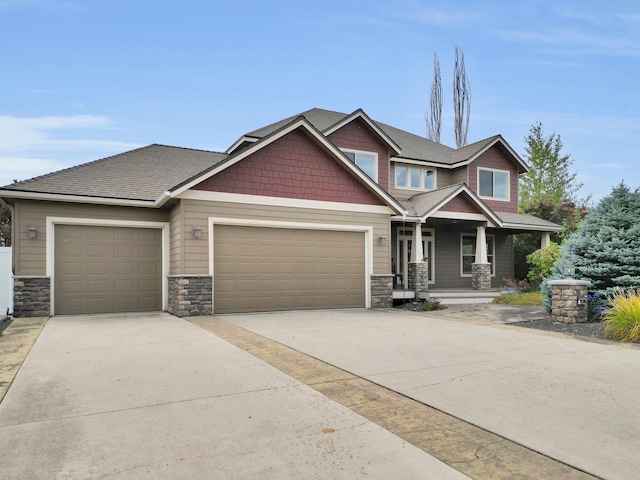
[478,168,509,201]
[395,164,435,191]
[343,150,377,182]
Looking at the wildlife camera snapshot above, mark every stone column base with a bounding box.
[408,262,429,296]
[471,263,491,290]
[168,275,212,317]
[13,276,51,317]
[371,274,393,308]
[548,279,590,323]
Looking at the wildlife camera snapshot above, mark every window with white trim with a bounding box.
[343,150,377,181]
[461,234,495,276]
[395,164,435,190]
[478,168,509,200]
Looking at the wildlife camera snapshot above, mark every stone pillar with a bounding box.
[370,274,393,308]
[408,262,429,298]
[548,279,591,324]
[168,275,212,317]
[471,263,491,290]
[13,276,50,317]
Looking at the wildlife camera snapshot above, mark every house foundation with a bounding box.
[168,275,213,317]
[370,274,393,308]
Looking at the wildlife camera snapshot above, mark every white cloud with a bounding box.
[0,114,143,185]
[0,114,140,152]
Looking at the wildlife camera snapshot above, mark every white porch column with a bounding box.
[411,222,424,262]
[541,232,551,249]
[475,225,488,264]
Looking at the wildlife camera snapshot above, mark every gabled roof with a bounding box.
[322,109,402,155]
[398,183,562,232]
[401,184,503,226]
[171,115,406,214]
[0,144,227,205]
[229,108,527,171]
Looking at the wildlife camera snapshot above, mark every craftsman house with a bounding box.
[0,108,560,317]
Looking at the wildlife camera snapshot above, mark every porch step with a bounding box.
[427,290,506,305]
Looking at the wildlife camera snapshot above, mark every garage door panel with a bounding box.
[55,225,162,315]
[214,225,365,313]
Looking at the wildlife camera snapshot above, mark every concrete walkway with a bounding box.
[0,312,467,479]
[224,308,640,480]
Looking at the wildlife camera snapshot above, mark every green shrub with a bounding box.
[603,289,640,342]
[420,299,443,311]
[493,292,544,306]
[526,242,561,285]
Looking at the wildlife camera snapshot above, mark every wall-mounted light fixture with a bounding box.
[193,225,202,238]
[28,226,37,239]
[378,235,388,246]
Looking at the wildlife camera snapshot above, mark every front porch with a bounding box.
[393,288,505,305]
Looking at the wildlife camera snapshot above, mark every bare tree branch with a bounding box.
[453,46,471,148]
[425,52,442,142]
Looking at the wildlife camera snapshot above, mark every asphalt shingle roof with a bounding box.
[1,144,228,201]
[244,108,516,167]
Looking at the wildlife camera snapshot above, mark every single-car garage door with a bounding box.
[214,225,365,313]
[54,224,162,315]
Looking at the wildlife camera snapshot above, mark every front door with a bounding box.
[396,228,434,289]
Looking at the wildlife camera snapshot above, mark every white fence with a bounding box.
[0,247,12,315]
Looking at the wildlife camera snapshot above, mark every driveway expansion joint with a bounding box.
[189,315,603,480]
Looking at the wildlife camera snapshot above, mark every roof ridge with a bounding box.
[151,143,227,154]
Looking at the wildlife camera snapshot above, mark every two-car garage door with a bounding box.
[214,225,366,314]
[53,223,366,315]
[54,224,162,315]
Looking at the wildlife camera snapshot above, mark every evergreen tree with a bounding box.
[0,203,10,247]
[550,183,640,294]
[520,122,584,209]
[515,123,588,280]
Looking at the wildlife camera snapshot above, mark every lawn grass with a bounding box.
[492,291,544,306]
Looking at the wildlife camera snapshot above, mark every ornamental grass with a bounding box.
[603,289,640,342]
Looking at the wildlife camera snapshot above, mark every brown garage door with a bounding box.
[214,225,365,313]
[54,225,162,315]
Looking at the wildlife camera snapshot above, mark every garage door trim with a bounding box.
[46,216,170,315]
[208,217,374,311]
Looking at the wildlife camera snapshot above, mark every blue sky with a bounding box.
[1,0,639,202]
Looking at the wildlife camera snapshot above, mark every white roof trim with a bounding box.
[323,109,402,155]
[0,189,158,207]
[225,135,259,154]
[171,117,406,214]
[459,137,529,172]
[419,184,504,226]
[501,221,563,232]
[178,189,397,214]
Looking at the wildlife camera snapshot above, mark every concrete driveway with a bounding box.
[0,312,467,480]
[224,308,640,480]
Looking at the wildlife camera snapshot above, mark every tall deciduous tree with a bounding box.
[453,46,470,148]
[425,53,442,143]
[520,122,584,210]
